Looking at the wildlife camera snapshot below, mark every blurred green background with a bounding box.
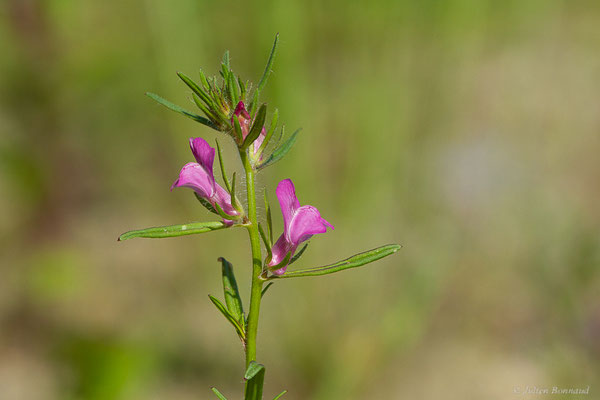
[1,0,599,399]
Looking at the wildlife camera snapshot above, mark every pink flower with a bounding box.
[232,101,266,155]
[268,179,334,275]
[171,137,239,222]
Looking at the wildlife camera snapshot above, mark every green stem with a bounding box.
[241,151,263,368]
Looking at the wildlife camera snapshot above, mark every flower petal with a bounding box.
[189,137,216,186]
[171,162,214,199]
[288,205,333,245]
[276,179,300,233]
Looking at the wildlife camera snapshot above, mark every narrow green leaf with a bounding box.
[238,76,246,102]
[258,128,301,170]
[261,282,274,298]
[249,88,259,115]
[212,387,228,400]
[219,257,244,325]
[209,295,245,339]
[118,221,228,241]
[227,72,239,105]
[257,34,279,93]
[272,390,287,400]
[220,62,229,80]
[146,92,215,129]
[258,108,279,155]
[264,190,273,245]
[215,139,232,192]
[289,243,308,265]
[244,361,265,400]
[242,103,267,150]
[222,50,230,70]
[230,172,237,200]
[199,69,210,89]
[192,93,219,121]
[177,72,210,102]
[266,244,401,280]
[194,192,218,215]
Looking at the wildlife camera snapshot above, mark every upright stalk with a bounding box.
[240,151,263,368]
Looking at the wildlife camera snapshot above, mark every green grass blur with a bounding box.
[1,0,599,399]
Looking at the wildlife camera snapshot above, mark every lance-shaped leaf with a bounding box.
[222,50,230,70]
[257,34,279,93]
[272,390,287,400]
[249,88,260,115]
[219,257,244,325]
[146,92,216,129]
[227,71,239,105]
[192,93,219,122]
[199,69,210,89]
[244,361,265,400]
[238,76,246,102]
[264,244,401,280]
[208,295,246,340]
[242,103,267,150]
[118,221,228,241]
[258,128,301,170]
[178,71,208,100]
[212,387,228,400]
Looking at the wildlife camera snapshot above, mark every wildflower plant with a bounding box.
[119,35,401,399]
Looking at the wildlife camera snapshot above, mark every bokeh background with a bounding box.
[1,0,599,399]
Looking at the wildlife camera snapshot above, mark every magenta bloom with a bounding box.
[171,137,239,222]
[268,179,334,275]
[232,101,266,155]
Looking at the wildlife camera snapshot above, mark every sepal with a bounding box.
[194,192,218,215]
[289,242,309,265]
